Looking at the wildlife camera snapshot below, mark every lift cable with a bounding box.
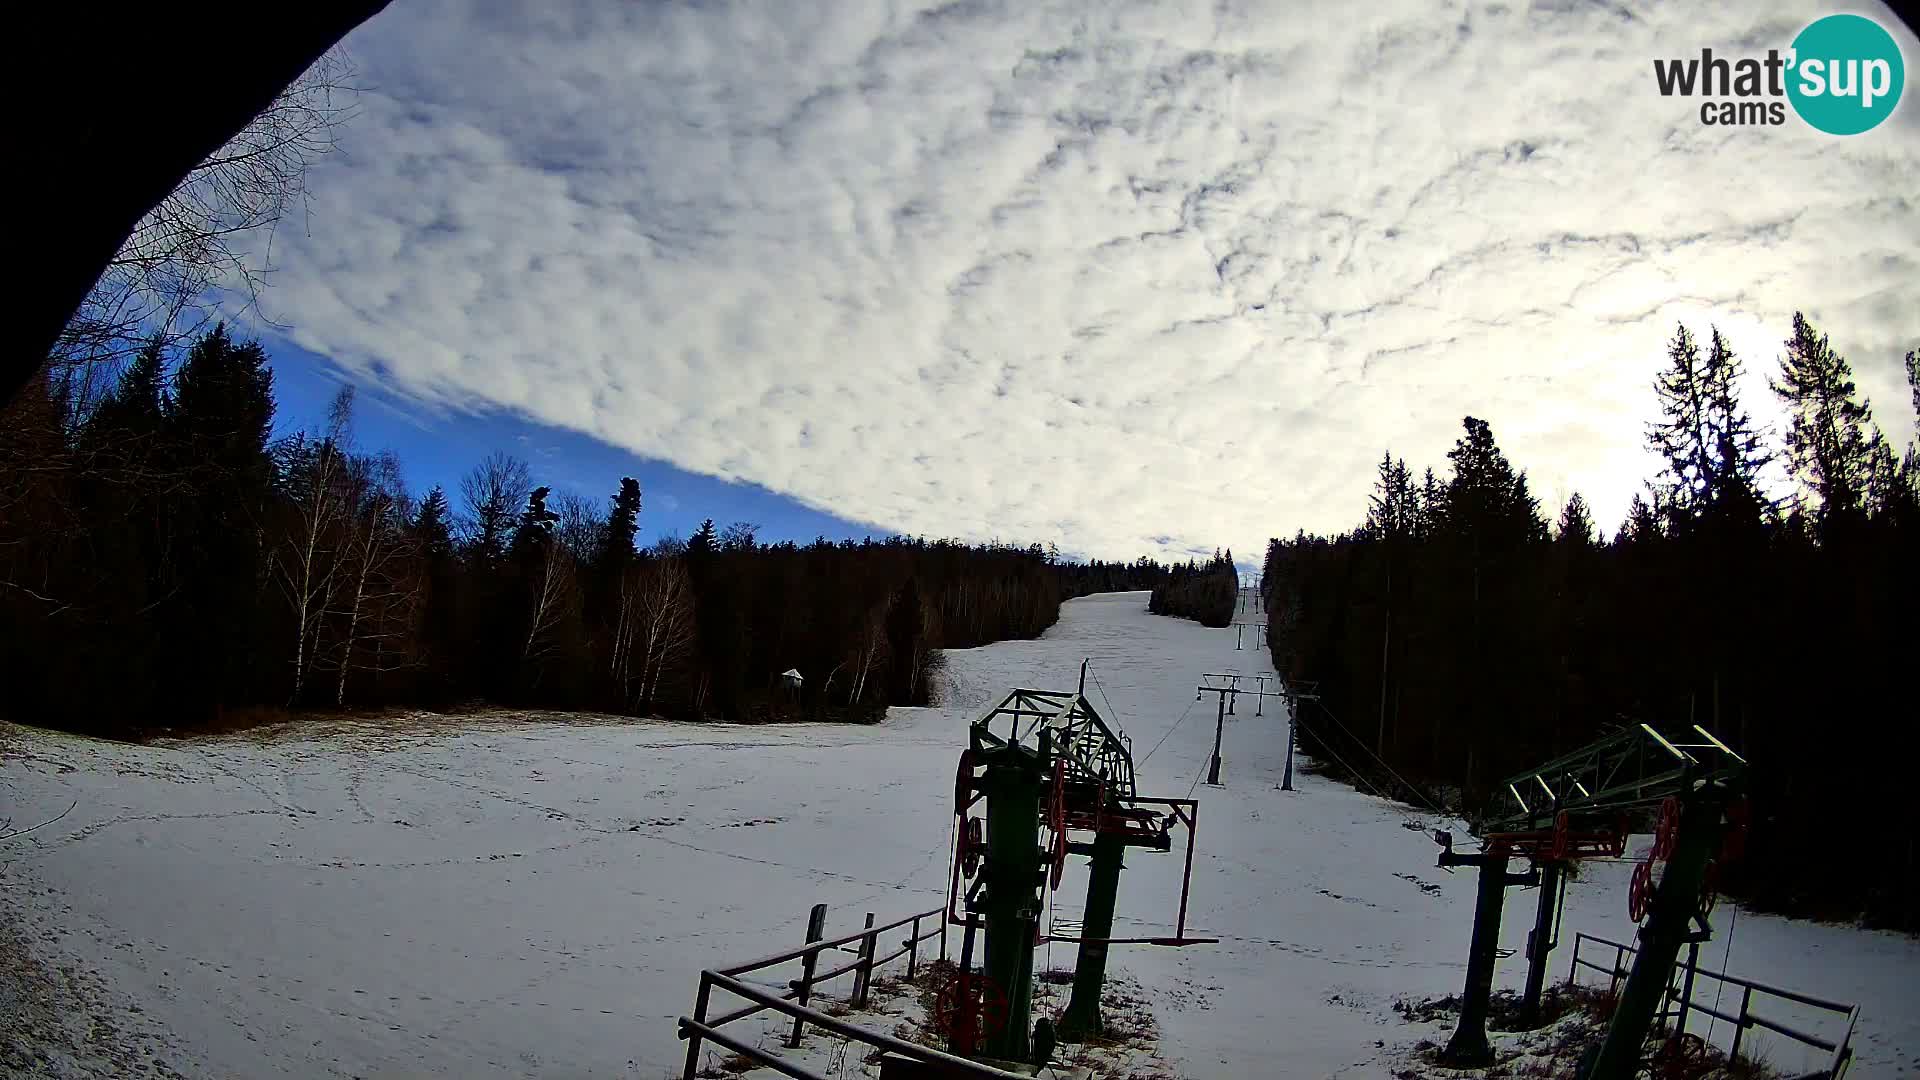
[1088,666,1126,740]
[1290,718,1399,807]
[1308,697,1451,818]
[1137,696,1198,767]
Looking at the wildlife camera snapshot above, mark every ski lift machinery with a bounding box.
[942,670,1215,1065]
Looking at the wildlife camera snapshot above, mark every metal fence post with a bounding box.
[787,903,828,1049]
[939,911,949,964]
[1674,942,1699,1035]
[907,914,921,981]
[852,912,877,1008]
[681,973,713,1080]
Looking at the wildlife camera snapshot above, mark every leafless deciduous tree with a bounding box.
[553,492,607,567]
[521,539,579,680]
[272,386,356,703]
[459,452,532,563]
[614,557,696,711]
[846,603,889,705]
[54,52,364,383]
[328,451,421,706]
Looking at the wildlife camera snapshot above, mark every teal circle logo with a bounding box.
[1787,14,1904,135]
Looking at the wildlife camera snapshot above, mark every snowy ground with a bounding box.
[3,592,1916,1078]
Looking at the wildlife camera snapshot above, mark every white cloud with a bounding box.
[259,0,1920,561]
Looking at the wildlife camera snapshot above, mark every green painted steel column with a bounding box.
[1060,828,1125,1038]
[978,744,1042,1063]
[1585,790,1729,1080]
[1443,843,1512,1065]
[1519,861,1562,1026]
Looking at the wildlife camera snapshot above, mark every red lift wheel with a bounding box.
[933,973,1010,1055]
[954,749,976,818]
[1652,797,1681,861]
[1550,810,1571,862]
[1049,813,1068,890]
[1048,758,1069,889]
[1628,859,1653,922]
[960,817,984,879]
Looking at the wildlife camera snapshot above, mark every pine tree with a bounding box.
[1556,493,1594,546]
[1907,348,1919,428]
[688,518,718,558]
[163,324,277,712]
[599,477,642,571]
[1620,492,1661,544]
[413,487,453,559]
[514,486,559,554]
[87,337,169,438]
[1701,328,1771,524]
[1366,453,1418,541]
[1647,324,1715,522]
[1771,312,1878,528]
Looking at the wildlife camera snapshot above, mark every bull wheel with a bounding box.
[1652,797,1680,861]
[954,749,976,818]
[1628,859,1653,922]
[933,973,1010,1055]
[960,816,984,879]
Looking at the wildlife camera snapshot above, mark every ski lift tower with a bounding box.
[1431,723,1749,1072]
[946,670,1212,1064]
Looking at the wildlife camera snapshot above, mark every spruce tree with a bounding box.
[1556,493,1594,546]
[1647,324,1715,523]
[599,477,642,571]
[413,487,454,559]
[1701,328,1771,524]
[1770,312,1878,527]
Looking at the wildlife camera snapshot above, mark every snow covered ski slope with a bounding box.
[3,592,1916,1077]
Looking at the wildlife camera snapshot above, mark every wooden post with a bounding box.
[852,912,877,1008]
[1730,986,1753,1062]
[681,973,712,1080]
[787,903,828,1049]
[907,914,921,981]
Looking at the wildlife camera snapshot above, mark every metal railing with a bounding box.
[1566,932,1858,1079]
[677,902,1022,1080]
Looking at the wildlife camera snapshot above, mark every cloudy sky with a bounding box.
[250,0,1920,564]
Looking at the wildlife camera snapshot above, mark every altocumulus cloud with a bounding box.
[258,0,1919,561]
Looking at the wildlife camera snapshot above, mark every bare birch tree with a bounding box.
[329,451,420,705]
[846,603,890,705]
[619,556,696,710]
[522,537,579,681]
[272,386,354,703]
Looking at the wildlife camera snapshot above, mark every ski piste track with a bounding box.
[3,592,1916,1077]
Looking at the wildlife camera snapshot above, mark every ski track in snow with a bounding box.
[3,592,1917,1078]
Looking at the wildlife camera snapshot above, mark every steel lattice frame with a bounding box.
[1479,723,1747,836]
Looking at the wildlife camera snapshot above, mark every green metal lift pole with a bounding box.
[1442,841,1534,1065]
[1060,829,1126,1038]
[1519,861,1563,1026]
[1206,690,1227,785]
[978,742,1044,1063]
[1585,787,1730,1080]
